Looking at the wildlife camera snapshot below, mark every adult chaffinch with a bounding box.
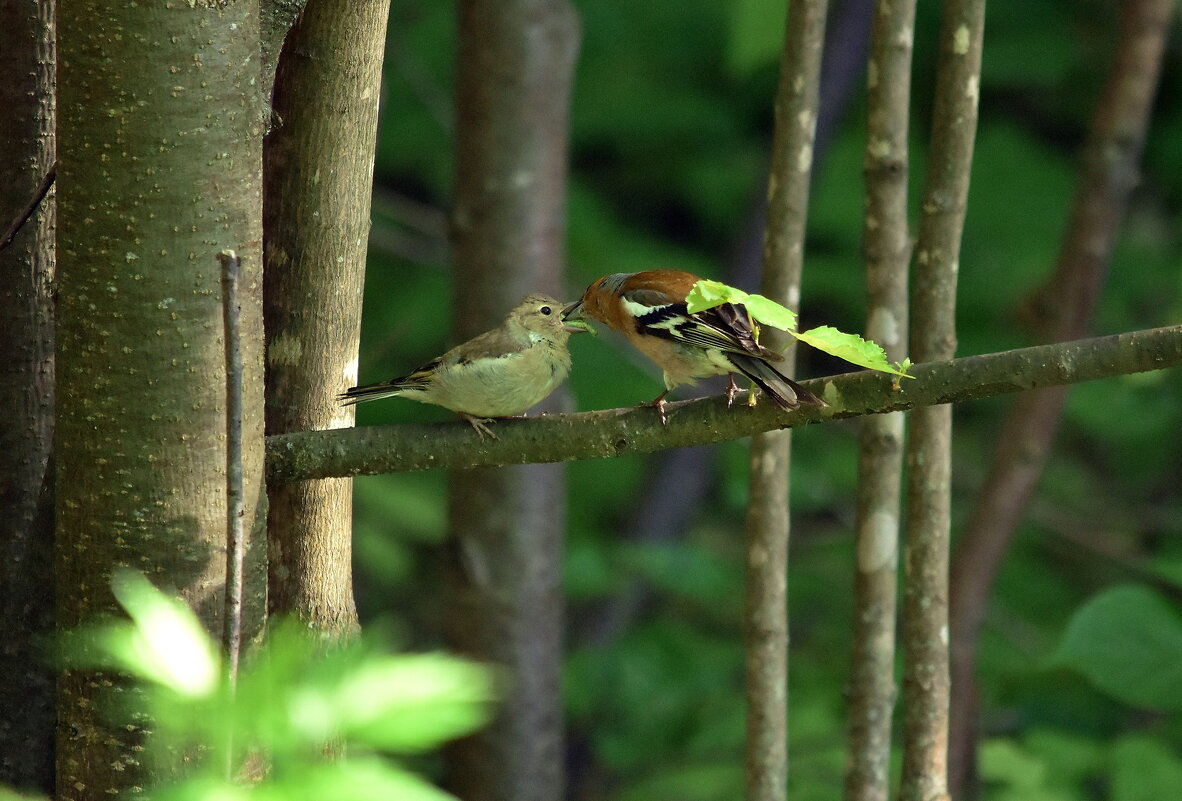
[564,269,825,422]
[340,293,584,439]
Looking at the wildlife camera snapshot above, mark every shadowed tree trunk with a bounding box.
[55,4,267,796]
[442,2,579,800]
[263,0,391,635]
[0,0,55,793]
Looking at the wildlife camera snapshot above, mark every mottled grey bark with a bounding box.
[900,1,985,799]
[745,1,828,799]
[844,2,915,800]
[56,4,266,796]
[263,0,391,636]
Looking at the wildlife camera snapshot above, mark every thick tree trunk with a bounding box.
[0,0,56,793]
[443,2,580,800]
[263,0,391,635]
[55,4,266,796]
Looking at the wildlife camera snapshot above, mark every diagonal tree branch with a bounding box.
[267,325,1182,480]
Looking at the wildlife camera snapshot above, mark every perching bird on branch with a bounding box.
[564,269,825,423]
[341,293,587,439]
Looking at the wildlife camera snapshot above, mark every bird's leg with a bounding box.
[725,375,741,408]
[460,413,497,440]
[645,390,670,426]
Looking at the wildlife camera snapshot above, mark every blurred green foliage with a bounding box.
[53,570,494,801]
[359,1,1182,798]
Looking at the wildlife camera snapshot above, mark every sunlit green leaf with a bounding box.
[103,569,220,697]
[252,760,457,801]
[790,326,914,378]
[741,295,799,332]
[686,280,913,376]
[289,653,495,751]
[684,280,797,330]
[685,279,748,311]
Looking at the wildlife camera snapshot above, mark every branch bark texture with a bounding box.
[745,2,828,800]
[947,0,1175,794]
[267,326,1182,480]
[845,1,915,800]
[262,0,390,636]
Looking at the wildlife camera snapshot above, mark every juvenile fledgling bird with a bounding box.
[564,269,825,422]
[340,293,583,439]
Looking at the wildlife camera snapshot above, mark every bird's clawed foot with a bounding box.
[460,414,497,440]
[646,391,671,426]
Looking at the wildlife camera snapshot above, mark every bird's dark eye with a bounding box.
[540,305,553,315]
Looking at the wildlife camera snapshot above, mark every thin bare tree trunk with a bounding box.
[263,0,391,635]
[55,4,266,795]
[442,2,580,800]
[947,1,1175,795]
[0,0,55,793]
[745,2,828,800]
[899,1,984,800]
[844,1,915,800]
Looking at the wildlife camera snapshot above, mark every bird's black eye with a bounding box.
[540,305,553,315]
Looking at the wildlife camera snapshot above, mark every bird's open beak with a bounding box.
[561,300,596,335]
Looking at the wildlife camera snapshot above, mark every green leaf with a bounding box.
[685,279,910,376]
[1051,584,1182,711]
[790,326,914,378]
[289,653,495,751]
[254,760,457,801]
[103,568,220,698]
[742,295,799,332]
[684,280,797,330]
[979,739,1047,792]
[1112,735,1182,801]
[685,279,749,311]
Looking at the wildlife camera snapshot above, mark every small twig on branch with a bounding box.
[0,161,56,253]
[217,250,247,690]
[266,325,1182,481]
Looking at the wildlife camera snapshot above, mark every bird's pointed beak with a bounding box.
[561,299,584,320]
[561,300,595,335]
